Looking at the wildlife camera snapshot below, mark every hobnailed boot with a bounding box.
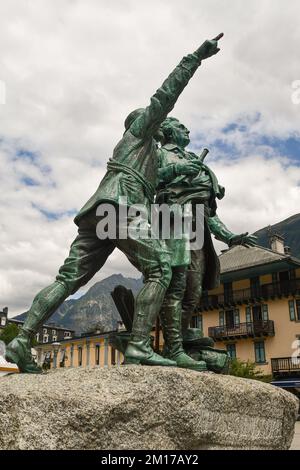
[160,300,207,373]
[125,336,176,366]
[6,281,68,373]
[124,281,177,367]
[6,330,42,373]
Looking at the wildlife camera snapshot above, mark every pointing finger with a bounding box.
[212,32,224,41]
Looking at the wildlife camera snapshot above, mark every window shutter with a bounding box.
[289,300,296,321]
[219,311,225,327]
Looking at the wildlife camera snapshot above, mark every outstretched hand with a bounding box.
[198,32,224,60]
[229,232,258,248]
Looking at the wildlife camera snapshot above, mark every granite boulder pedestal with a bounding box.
[0,366,298,450]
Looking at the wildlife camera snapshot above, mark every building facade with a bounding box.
[0,308,74,345]
[194,236,300,377]
[35,330,124,370]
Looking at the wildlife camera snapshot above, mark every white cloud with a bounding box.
[0,0,299,315]
[210,155,300,234]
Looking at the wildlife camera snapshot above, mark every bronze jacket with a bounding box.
[157,144,233,289]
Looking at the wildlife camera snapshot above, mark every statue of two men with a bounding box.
[6,34,226,373]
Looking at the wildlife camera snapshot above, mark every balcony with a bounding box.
[208,320,275,341]
[200,278,300,311]
[271,357,300,379]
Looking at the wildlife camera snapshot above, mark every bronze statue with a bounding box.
[6,35,224,373]
[109,116,257,374]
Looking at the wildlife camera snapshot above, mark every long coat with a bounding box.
[157,144,224,290]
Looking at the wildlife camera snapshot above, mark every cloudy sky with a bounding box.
[0,0,299,316]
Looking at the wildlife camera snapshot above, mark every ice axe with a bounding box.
[191,148,209,184]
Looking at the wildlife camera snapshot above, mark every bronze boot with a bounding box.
[160,300,207,372]
[125,337,176,366]
[124,281,176,366]
[5,330,42,374]
[6,281,68,373]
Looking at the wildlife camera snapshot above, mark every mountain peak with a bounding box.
[13,274,143,335]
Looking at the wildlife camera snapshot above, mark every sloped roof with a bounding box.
[219,244,300,274]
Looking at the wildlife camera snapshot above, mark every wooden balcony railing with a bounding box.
[271,357,300,378]
[208,320,275,341]
[200,278,300,311]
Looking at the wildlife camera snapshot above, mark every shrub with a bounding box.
[229,358,271,382]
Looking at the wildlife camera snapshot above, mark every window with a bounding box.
[254,341,266,363]
[43,335,49,343]
[250,277,261,298]
[95,345,100,365]
[64,331,71,338]
[262,304,269,321]
[290,269,296,280]
[219,311,225,327]
[52,336,57,342]
[246,306,252,323]
[52,329,56,335]
[78,347,82,366]
[279,271,290,282]
[0,316,6,326]
[226,344,236,359]
[234,309,240,326]
[191,315,203,331]
[289,300,300,321]
[43,328,47,334]
[36,333,40,342]
[279,271,291,294]
[224,309,238,328]
[252,305,263,322]
[224,282,233,303]
[111,348,116,366]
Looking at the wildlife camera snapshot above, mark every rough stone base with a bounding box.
[0,366,298,450]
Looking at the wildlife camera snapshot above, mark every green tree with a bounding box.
[0,323,38,347]
[0,323,20,345]
[229,358,272,382]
